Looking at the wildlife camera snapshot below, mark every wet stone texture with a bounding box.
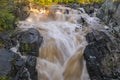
[18,28,43,57]
[0,28,43,80]
[97,0,120,46]
[84,30,120,80]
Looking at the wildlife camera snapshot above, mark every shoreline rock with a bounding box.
[84,30,120,80]
[0,28,43,80]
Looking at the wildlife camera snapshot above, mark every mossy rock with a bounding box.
[0,42,4,48]
[0,76,9,80]
[20,43,31,54]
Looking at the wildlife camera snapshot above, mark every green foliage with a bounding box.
[0,0,105,32]
[24,43,31,52]
[28,0,105,6]
[0,12,15,31]
[0,0,18,32]
[20,43,31,52]
[0,76,8,80]
[0,41,4,48]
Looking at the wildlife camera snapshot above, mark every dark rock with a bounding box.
[0,31,10,40]
[84,30,120,80]
[26,56,38,80]
[93,2,101,9]
[0,31,17,49]
[97,0,115,23]
[0,48,29,80]
[97,0,120,25]
[0,48,13,77]
[18,28,43,57]
[113,4,120,26]
[84,5,94,15]
[0,48,38,80]
[13,67,31,80]
[0,28,41,80]
[96,0,120,51]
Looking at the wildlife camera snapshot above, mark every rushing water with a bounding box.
[18,5,105,80]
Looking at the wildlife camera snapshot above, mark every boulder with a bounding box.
[0,48,13,77]
[26,56,38,80]
[97,0,120,49]
[0,31,17,49]
[84,30,120,80]
[0,48,30,80]
[97,0,120,25]
[0,48,38,80]
[113,4,120,26]
[0,28,42,80]
[18,28,43,57]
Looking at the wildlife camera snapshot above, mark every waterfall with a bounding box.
[18,5,104,80]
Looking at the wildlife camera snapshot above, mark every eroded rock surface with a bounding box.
[84,30,120,80]
[0,28,43,80]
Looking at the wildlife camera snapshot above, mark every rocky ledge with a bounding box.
[84,1,120,79]
[84,30,120,80]
[0,28,43,80]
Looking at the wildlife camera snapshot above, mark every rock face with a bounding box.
[0,28,43,80]
[0,48,13,77]
[97,0,120,24]
[97,0,120,37]
[0,48,29,80]
[84,30,120,80]
[18,28,43,57]
[0,31,17,49]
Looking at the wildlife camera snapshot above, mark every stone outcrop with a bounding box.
[84,30,120,80]
[0,28,43,80]
[97,0,120,38]
[18,28,43,57]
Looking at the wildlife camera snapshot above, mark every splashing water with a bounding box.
[18,5,104,80]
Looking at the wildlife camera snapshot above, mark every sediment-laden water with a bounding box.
[18,5,105,80]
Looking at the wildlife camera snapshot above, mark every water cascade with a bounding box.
[18,5,103,80]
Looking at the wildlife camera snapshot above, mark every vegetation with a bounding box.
[28,0,105,5]
[0,0,17,32]
[0,76,8,80]
[0,0,105,32]
[0,41,4,48]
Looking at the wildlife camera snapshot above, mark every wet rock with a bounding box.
[97,0,120,50]
[0,48,13,77]
[0,48,38,80]
[13,67,31,80]
[97,0,115,23]
[97,0,120,25]
[0,48,29,80]
[0,31,15,49]
[0,28,42,80]
[84,5,94,15]
[0,30,19,49]
[93,2,101,9]
[113,4,120,26]
[26,56,38,80]
[18,28,43,57]
[84,30,120,80]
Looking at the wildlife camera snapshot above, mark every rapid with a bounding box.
[18,5,105,80]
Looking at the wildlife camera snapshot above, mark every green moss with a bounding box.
[0,76,8,80]
[0,0,19,33]
[20,43,31,53]
[108,60,114,69]
[0,42,4,48]
[29,0,105,6]
[24,43,31,52]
